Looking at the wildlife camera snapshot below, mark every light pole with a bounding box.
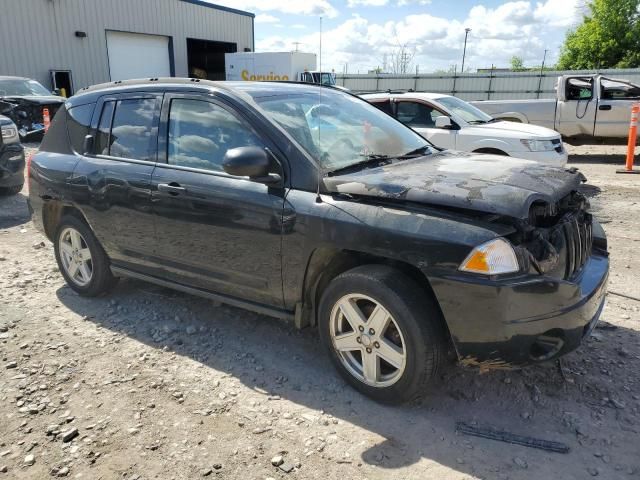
[461,28,471,73]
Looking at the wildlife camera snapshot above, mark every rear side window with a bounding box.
[95,101,115,156]
[167,99,262,172]
[94,97,158,161]
[67,103,94,153]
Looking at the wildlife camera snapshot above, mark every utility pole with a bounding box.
[461,27,471,73]
[536,49,548,99]
[293,42,301,52]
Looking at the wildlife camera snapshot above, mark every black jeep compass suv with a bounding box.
[27,78,608,403]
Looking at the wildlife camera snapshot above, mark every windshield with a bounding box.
[0,79,51,97]
[437,96,493,124]
[249,88,432,171]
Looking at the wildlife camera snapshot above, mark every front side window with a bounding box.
[167,99,262,172]
[370,100,393,116]
[247,88,432,171]
[601,78,640,100]
[396,102,442,127]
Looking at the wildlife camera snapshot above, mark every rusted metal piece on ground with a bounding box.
[456,422,570,454]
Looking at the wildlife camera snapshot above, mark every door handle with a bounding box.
[157,183,186,195]
[598,105,612,111]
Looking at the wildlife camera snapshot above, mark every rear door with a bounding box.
[71,92,161,273]
[395,100,456,149]
[150,93,285,307]
[594,78,640,138]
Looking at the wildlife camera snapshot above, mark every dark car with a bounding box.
[27,79,609,403]
[0,76,65,141]
[0,114,25,195]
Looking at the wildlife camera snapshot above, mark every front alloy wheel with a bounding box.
[330,294,406,387]
[319,265,445,403]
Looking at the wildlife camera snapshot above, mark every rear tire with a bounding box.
[0,184,23,196]
[318,265,445,404]
[54,215,118,296]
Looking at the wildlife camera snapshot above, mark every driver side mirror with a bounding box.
[222,147,282,186]
[435,115,453,129]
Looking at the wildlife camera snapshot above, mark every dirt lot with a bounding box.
[1,143,639,480]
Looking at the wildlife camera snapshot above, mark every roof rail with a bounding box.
[78,77,220,93]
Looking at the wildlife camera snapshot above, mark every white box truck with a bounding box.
[224,52,337,86]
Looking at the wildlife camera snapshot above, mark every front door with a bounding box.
[150,93,285,307]
[394,100,457,150]
[594,77,640,138]
[71,93,161,273]
[556,76,597,137]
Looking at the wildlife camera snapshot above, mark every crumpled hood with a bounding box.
[323,151,585,219]
[1,95,65,105]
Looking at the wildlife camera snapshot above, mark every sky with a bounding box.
[212,0,586,73]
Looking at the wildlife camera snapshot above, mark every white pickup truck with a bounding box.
[363,92,567,166]
[472,74,640,141]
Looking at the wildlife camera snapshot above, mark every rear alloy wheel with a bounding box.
[319,265,445,403]
[58,227,94,287]
[54,215,118,296]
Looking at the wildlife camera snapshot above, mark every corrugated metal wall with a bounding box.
[0,0,253,91]
[337,68,640,101]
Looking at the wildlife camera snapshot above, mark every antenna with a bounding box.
[315,15,323,204]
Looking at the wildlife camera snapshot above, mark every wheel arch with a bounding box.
[42,201,90,241]
[472,147,510,156]
[299,248,453,345]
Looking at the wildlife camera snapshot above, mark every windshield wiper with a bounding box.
[399,145,433,157]
[467,119,488,124]
[328,154,393,175]
[327,146,432,176]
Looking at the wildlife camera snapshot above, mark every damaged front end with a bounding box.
[0,97,63,141]
[507,189,607,281]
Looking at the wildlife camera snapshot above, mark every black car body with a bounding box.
[0,114,25,194]
[27,79,608,401]
[0,76,65,141]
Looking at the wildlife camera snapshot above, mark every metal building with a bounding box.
[0,0,254,96]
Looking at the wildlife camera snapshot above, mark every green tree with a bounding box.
[557,0,640,69]
[510,56,525,71]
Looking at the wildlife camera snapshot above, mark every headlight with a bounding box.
[459,238,520,275]
[520,139,555,152]
[1,125,19,145]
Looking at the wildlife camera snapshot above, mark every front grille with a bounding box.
[562,212,593,278]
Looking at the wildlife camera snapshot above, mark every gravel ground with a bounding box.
[0,143,639,480]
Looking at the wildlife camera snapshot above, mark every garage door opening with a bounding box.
[187,38,236,81]
[106,31,172,82]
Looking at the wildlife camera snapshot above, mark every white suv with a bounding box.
[362,92,568,167]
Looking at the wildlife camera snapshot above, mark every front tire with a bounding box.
[54,215,118,296]
[319,265,445,404]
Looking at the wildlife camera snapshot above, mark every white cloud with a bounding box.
[254,0,584,73]
[210,0,339,18]
[255,13,280,23]
[347,0,387,6]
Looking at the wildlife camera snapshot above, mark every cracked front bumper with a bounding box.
[429,251,609,368]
